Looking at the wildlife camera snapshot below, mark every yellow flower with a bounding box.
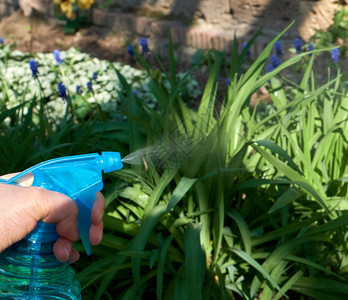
[59,0,75,19]
[77,0,93,10]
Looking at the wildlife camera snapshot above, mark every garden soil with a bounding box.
[0,11,127,63]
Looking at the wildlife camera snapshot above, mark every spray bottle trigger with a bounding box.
[75,185,101,256]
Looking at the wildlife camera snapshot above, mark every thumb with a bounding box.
[0,183,78,252]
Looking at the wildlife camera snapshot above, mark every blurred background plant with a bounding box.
[0,19,348,300]
[310,6,348,72]
[0,44,200,124]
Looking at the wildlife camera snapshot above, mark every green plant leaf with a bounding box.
[131,205,167,293]
[157,236,174,300]
[255,139,302,174]
[185,223,206,300]
[145,168,177,213]
[230,248,284,297]
[166,177,198,213]
[227,210,251,255]
[268,187,303,214]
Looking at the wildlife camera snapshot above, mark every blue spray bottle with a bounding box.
[0,152,123,299]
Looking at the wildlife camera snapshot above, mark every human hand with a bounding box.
[0,173,106,264]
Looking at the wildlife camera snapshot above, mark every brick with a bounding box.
[92,9,107,26]
[105,11,119,28]
[151,20,177,38]
[170,26,180,44]
[202,31,212,49]
[205,32,214,49]
[117,13,135,32]
[171,26,188,45]
[186,28,194,47]
[223,35,234,53]
[176,27,187,45]
[192,29,201,48]
[217,35,226,51]
[134,16,153,36]
[194,30,203,49]
[211,35,218,50]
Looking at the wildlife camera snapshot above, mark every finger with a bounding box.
[56,216,79,242]
[89,221,103,246]
[0,173,18,179]
[38,189,79,242]
[91,192,106,224]
[53,237,73,262]
[0,172,33,186]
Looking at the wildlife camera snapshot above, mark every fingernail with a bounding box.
[98,228,103,245]
[98,213,104,223]
[69,251,80,264]
[64,246,70,262]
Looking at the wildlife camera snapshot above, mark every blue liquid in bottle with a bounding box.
[0,222,81,299]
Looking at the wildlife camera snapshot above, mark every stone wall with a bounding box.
[0,0,18,18]
[0,0,345,59]
[93,0,231,24]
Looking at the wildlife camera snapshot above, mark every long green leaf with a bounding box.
[131,205,167,294]
[268,187,303,214]
[255,139,302,174]
[230,248,284,297]
[156,236,174,300]
[273,270,304,300]
[227,211,251,255]
[144,168,177,213]
[185,223,206,300]
[166,177,198,213]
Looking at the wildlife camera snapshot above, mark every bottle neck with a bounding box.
[26,221,59,243]
[15,221,59,255]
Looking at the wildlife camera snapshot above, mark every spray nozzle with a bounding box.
[99,152,123,173]
[2,152,123,255]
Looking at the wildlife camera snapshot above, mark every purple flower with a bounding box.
[29,59,39,79]
[53,49,63,64]
[294,38,302,54]
[140,38,150,55]
[92,72,98,81]
[87,81,93,92]
[58,82,67,100]
[127,45,134,57]
[242,42,250,57]
[266,64,274,73]
[76,85,82,95]
[225,78,230,87]
[274,41,282,56]
[270,55,281,68]
[331,48,340,63]
[307,43,314,56]
[0,38,4,45]
[133,89,139,97]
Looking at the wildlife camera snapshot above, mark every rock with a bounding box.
[19,0,46,16]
